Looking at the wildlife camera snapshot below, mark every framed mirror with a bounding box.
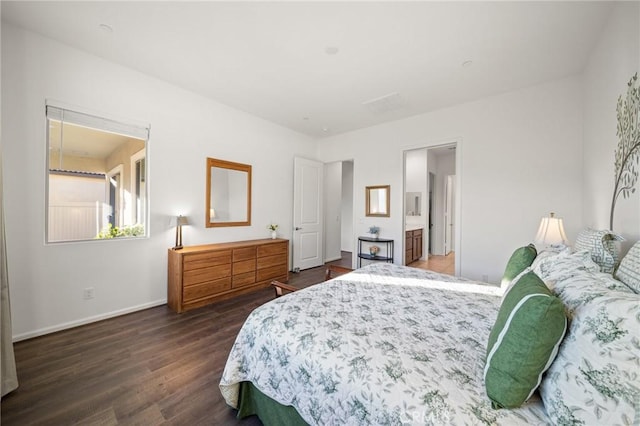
[206,158,252,227]
[405,192,422,216]
[366,185,390,217]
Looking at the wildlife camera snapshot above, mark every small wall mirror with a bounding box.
[405,192,422,216]
[206,158,252,227]
[366,185,390,217]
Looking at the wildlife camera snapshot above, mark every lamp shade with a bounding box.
[173,215,189,250]
[534,212,568,247]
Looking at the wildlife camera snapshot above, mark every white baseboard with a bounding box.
[13,299,167,342]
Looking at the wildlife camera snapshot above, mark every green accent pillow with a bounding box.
[485,271,567,409]
[501,244,537,287]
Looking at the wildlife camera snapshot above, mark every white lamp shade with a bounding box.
[176,215,189,226]
[534,213,568,247]
[171,215,189,227]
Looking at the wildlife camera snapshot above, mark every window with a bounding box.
[46,103,150,243]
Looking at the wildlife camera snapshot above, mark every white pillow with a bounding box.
[532,250,600,284]
[540,291,640,425]
[615,241,640,293]
[574,228,624,274]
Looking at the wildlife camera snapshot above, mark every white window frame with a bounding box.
[106,164,124,228]
[130,148,147,226]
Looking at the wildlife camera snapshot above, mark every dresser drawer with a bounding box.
[183,277,231,302]
[258,242,287,257]
[257,264,288,281]
[233,259,256,275]
[184,264,231,286]
[232,271,256,288]
[257,254,287,269]
[233,247,256,262]
[183,250,232,271]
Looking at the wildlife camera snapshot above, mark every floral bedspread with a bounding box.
[219,263,550,425]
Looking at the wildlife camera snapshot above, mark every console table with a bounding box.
[357,236,394,267]
[168,238,288,313]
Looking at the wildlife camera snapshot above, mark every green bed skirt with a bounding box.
[237,381,308,426]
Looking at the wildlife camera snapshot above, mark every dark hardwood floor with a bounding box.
[1,253,351,425]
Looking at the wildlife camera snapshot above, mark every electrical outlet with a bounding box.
[83,287,95,300]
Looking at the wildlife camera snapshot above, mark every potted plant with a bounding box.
[368,226,380,239]
[267,223,278,239]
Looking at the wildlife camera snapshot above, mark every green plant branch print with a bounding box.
[610,72,640,230]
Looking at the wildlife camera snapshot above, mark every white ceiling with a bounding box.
[2,1,613,138]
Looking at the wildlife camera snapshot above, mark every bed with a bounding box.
[219,263,549,424]
[220,238,640,425]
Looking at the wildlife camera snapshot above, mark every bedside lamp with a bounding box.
[173,215,189,250]
[534,212,568,251]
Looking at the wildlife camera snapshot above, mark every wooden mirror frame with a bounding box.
[365,185,390,217]
[206,158,252,227]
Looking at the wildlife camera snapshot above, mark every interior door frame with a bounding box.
[444,174,455,255]
[402,138,462,276]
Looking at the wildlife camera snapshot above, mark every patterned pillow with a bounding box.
[532,250,600,284]
[615,241,640,293]
[540,291,640,425]
[533,251,632,319]
[574,228,624,274]
[484,271,567,408]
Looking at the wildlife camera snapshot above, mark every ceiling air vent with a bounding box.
[362,92,404,114]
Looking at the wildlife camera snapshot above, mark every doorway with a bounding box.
[323,160,354,267]
[403,143,458,275]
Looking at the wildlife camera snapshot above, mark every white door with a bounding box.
[293,157,324,271]
[444,174,455,255]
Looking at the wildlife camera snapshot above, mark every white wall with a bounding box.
[405,148,427,193]
[2,24,316,340]
[317,75,584,282]
[582,2,640,255]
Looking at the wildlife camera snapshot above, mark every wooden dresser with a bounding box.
[168,238,289,313]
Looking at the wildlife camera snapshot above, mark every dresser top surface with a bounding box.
[169,238,288,254]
